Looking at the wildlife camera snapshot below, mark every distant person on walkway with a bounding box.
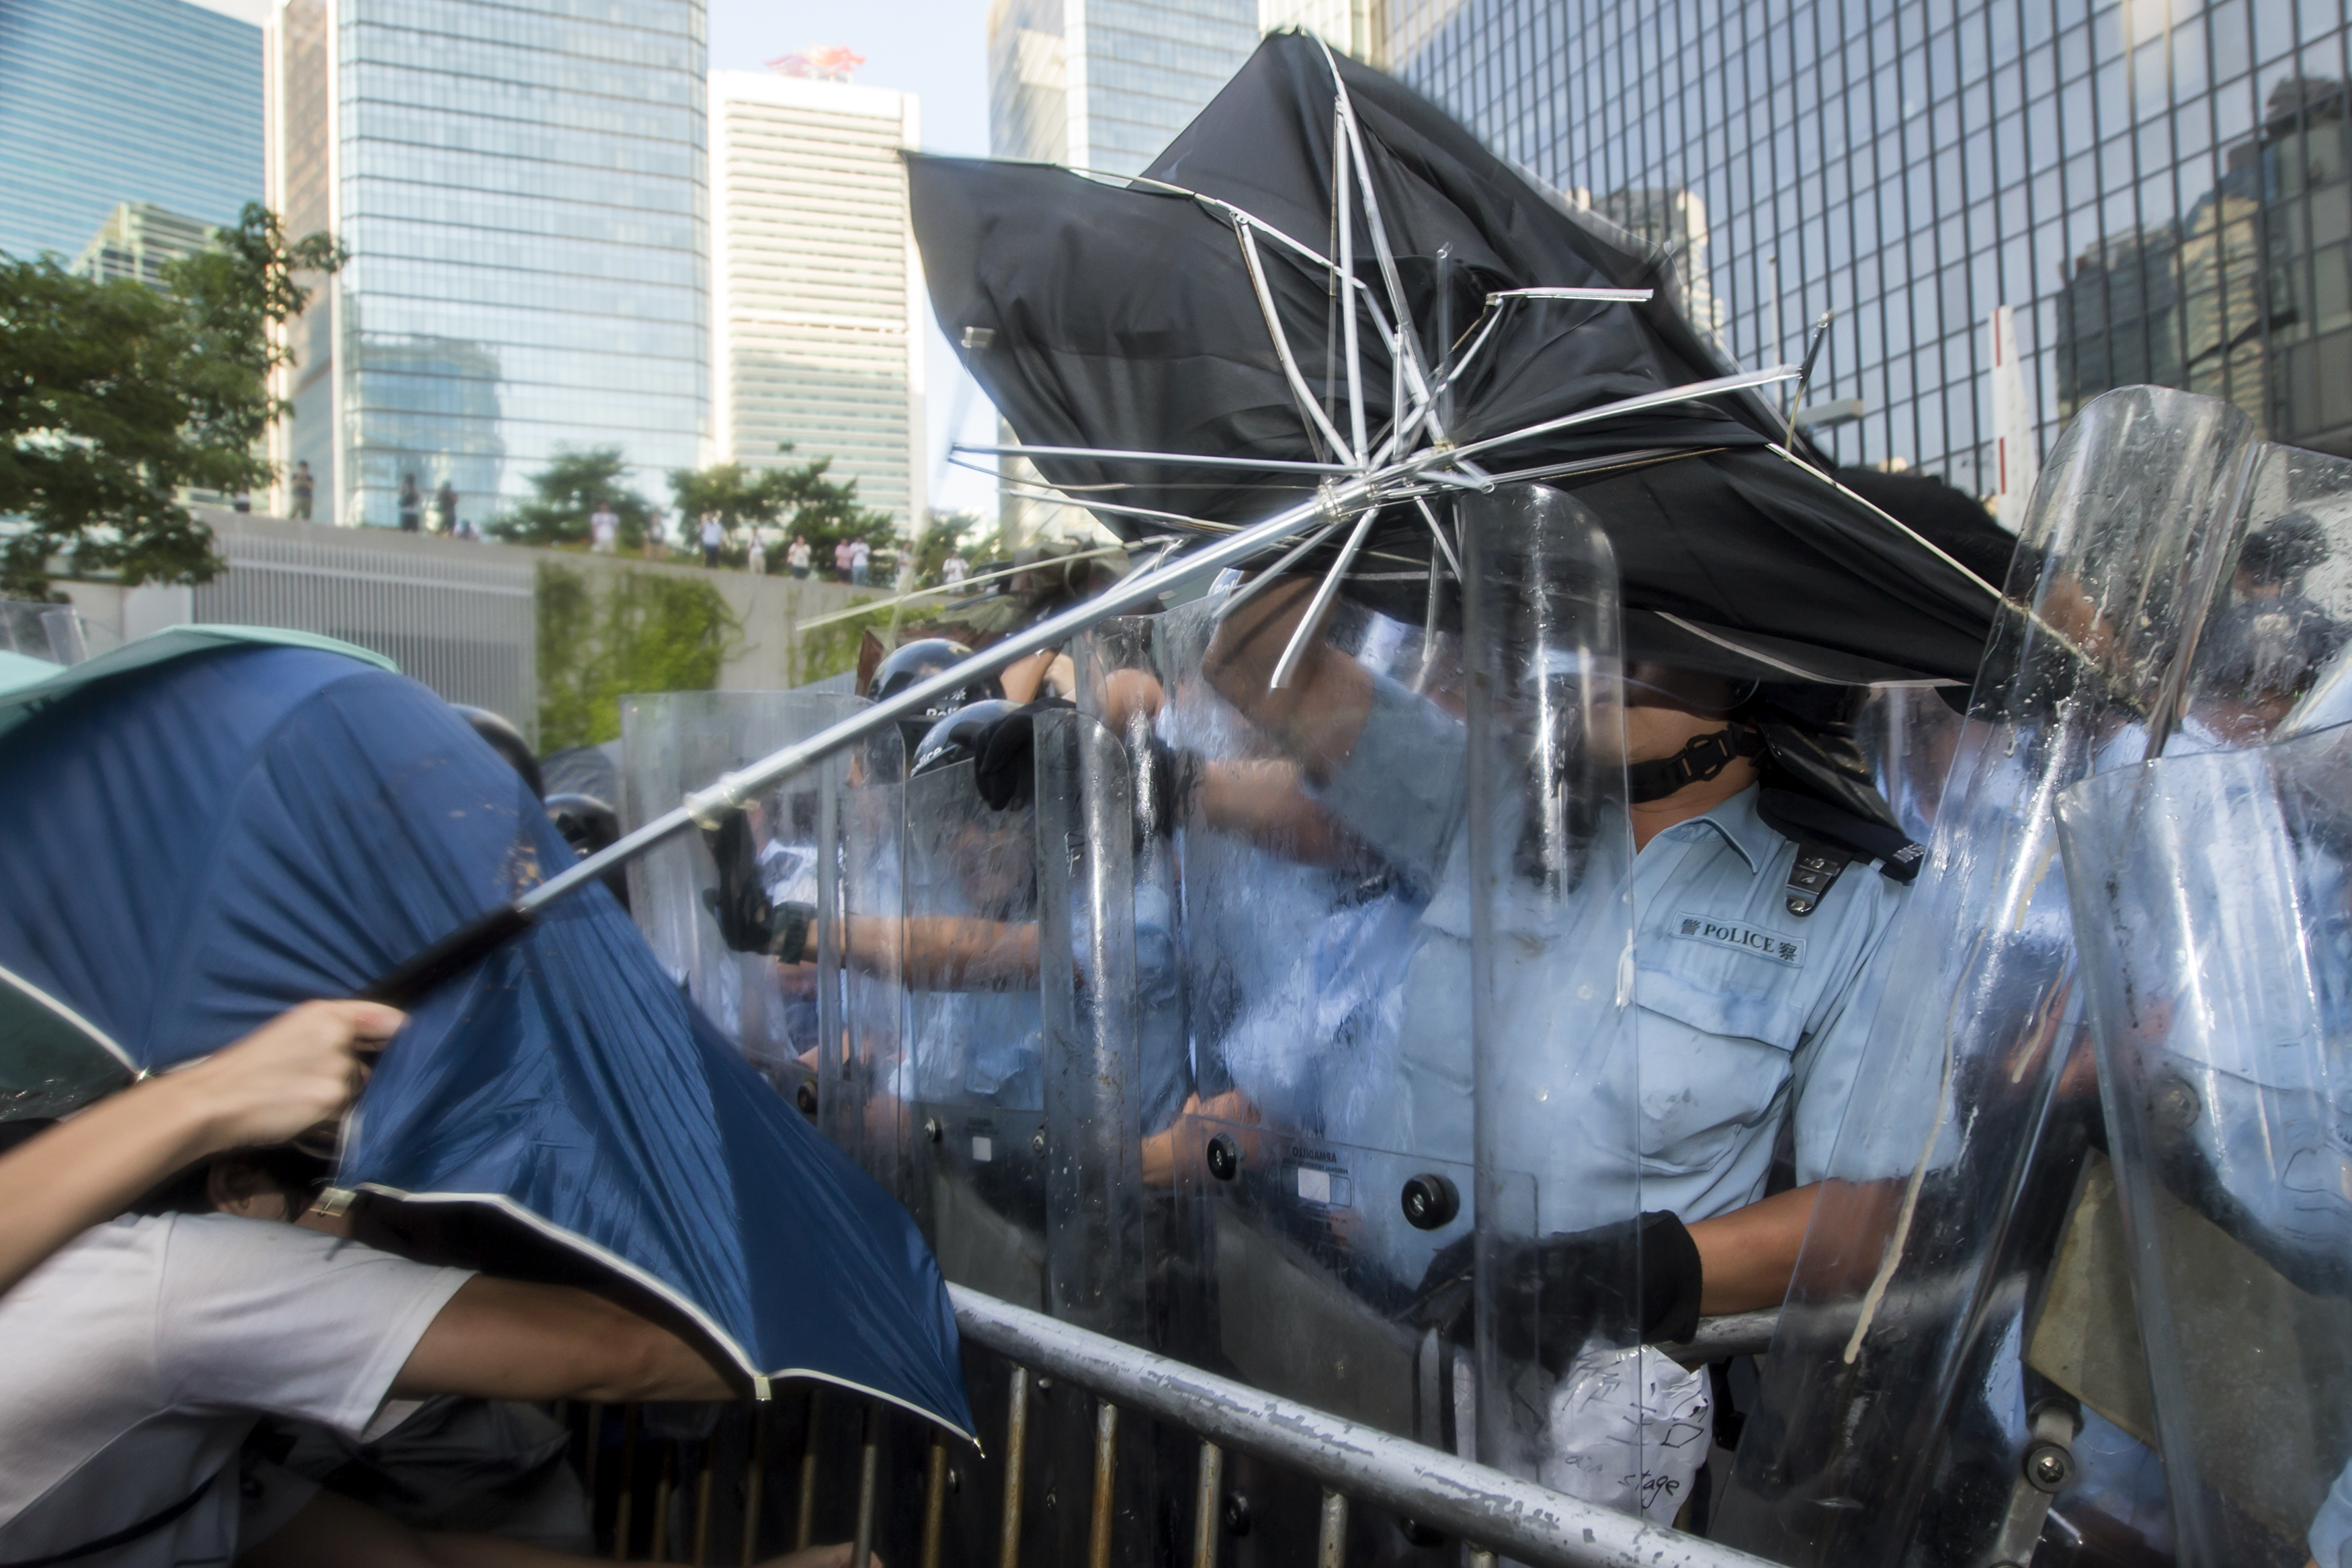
[700,514,725,568]
[747,529,767,576]
[396,476,422,533]
[433,481,457,535]
[788,535,811,579]
[833,538,852,581]
[849,537,871,587]
[941,550,968,588]
[589,503,619,554]
[290,462,315,522]
[232,490,252,514]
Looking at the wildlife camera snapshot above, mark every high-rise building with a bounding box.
[708,70,925,533]
[263,0,710,529]
[71,203,218,289]
[1386,0,2352,493]
[0,0,263,264]
[987,0,1262,173]
[985,0,1263,541]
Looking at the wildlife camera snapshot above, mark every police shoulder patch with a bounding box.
[1672,910,1806,967]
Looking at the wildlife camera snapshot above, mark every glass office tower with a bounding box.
[988,0,1262,174]
[0,0,263,263]
[267,0,709,529]
[1386,0,2352,486]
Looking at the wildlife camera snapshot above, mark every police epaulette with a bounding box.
[1785,842,1851,917]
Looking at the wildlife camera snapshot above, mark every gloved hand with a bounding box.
[970,699,1073,811]
[699,809,815,963]
[1406,1211,1704,1372]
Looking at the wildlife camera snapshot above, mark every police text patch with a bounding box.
[1672,912,1805,967]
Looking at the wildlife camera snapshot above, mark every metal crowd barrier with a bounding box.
[570,1287,1783,1568]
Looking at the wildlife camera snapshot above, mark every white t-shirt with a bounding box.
[0,1213,472,1567]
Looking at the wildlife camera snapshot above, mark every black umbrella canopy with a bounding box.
[910,30,2001,685]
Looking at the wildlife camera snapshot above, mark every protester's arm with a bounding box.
[239,1483,872,1568]
[1685,1183,1822,1315]
[821,914,1040,988]
[0,1000,394,1297]
[1202,578,1374,784]
[389,1276,737,1403]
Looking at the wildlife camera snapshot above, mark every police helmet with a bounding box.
[870,638,1005,764]
[868,638,1003,708]
[909,698,1023,781]
[452,705,544,798]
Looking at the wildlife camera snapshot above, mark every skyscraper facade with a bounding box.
[986,0,1263,173]
[985,0,1265,541]
[0,0,263,263]
[265,0,710,529]
[708,70,925,532]
[1385,0,2352,493]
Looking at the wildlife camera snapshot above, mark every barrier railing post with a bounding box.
[921,1437,950,1568]
[691,1439,714,1567]
[1316,1491,1347,1568]
[850,1403,880,1568]
[999,1365,1032,1568]
[1087,1401,1118,1568]
[614,1405,640,1560]
[794,1389,822,1551]
[739,1403,769,1566]
[1189,1442,1224,1568]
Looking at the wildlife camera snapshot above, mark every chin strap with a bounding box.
[1627,724,1766,804]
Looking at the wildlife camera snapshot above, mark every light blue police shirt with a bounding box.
[1311,672,1910,1225]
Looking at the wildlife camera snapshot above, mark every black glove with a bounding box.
[1406,1211,1704,1371]
[699,809,815,963]
[971,699,1073,811]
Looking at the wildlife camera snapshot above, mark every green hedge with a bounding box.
[537,562,741,749]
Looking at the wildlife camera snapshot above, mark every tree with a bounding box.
[913,508,985,584]
[0,204,343,599]
[663,443,896,569]
[490,447,653,549]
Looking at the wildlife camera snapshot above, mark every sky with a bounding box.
[706,0,1001,519]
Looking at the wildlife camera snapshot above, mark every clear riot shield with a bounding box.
[618,691,905,1190]
[2059,726,2352,1568]
[1714,386,2265,1566]
[1458,486,1643,1491]
[1853,684,1970,844]
[897,753,1049,1310]
[1102,484,1638,1526]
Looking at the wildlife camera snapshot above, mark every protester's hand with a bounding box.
[171,1000,401,1153]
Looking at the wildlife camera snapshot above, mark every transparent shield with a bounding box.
[617,691,902,1186]
[2060,727,2352,1568]
[898,755,1048,1309]
[1095,580,1464,1450]
[1712,386,2281,1566]
[1458,485,1641,1490]
[1095,486,1638,1515]
[1853,684,1972,844]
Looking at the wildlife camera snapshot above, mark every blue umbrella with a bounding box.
[0,637,974,1438]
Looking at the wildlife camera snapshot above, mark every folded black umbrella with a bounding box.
[910,30,2003,687]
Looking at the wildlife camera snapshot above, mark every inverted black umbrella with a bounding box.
[912,29,2003,688]
[358,30,2025,1007]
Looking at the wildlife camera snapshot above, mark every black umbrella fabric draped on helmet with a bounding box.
[909,30,2001,687]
